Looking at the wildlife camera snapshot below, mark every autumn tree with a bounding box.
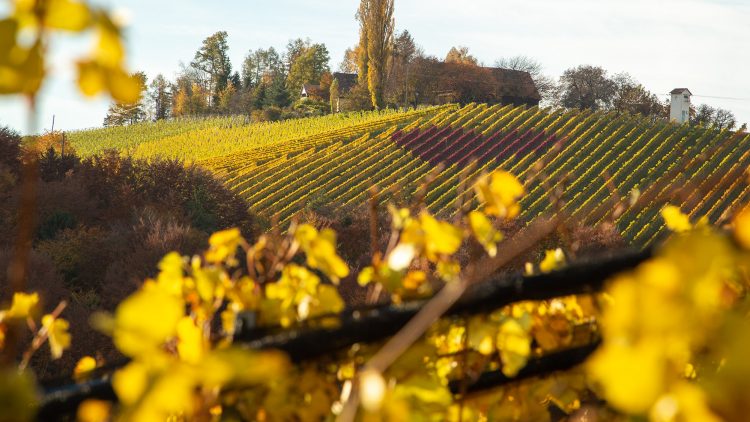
[148,74,171,121]
[445,46,478,65]
[286,40,330,98]
[103,72,148,126]
[357,0,395,109]
[172,67,209,117]
[557,65,617,110]
[339,47,359,73]
[191,31,232,109]
[329,78,339,113]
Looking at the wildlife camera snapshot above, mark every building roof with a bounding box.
[301,84,324,98]
[332,72,358,94]
[489,67,541,102]
[670,88,693,95]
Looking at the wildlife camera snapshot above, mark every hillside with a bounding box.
[70,104,750,245]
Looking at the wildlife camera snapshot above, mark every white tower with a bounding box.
[670,88,692,124]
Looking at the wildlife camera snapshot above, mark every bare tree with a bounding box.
[692,104,737,130]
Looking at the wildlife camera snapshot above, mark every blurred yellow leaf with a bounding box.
[155,252,184,297]
[587,341,665,414]
[176,317,204,364]
[475,170,524,219]
[4,292,39,319]
[73,356,97,381]
[206,228,242,264]
[46,0,91,31]
[112,361,148,406]
[496,319,531,377]
[113,289,183,358]
[468,317,497,355]
[468,210,502,257]
[42,315,71,359]
[734,207,750,249]
[661,205,692,233]
[313,284,344,316]
[295,224,349,282]
[539,248,565,273]
[402,270,427,290]
[76,399,111,422]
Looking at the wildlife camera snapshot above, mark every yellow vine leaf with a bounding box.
[294,224,349,282]
[475,170,524,219]
[496,318,531,377]
[112,361,148,406]
[45,0,92,31]
[4,292,39,319]
[733,207,750,249]
[42,315,71,359]
[176,317,204,364]
[73,356,97,381]
[587,341,665,414]
[206,228,242,264]
[468,317,497,355]
[76,399,111,422]
[539,248,566,273]
[155,252,184,297]
[468,210,503,257]
[661,205,692,233]
[113,289,183,358]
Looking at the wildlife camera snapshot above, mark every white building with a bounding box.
[670,88,692,124]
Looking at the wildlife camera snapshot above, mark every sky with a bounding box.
[1,0,749,134]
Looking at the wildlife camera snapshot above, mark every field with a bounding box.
[70,104,750,244]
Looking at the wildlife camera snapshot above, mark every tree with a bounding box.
[266,76,291,108]
[385,30,422,106]
[286,42,330,100]
[692,104,737,130]
[191,31,232,109]
[445,46,478,65]
[557,65,617,110]
[495,55,555,103]
[339,47,359,73]
[329,78,339,113]
[103,72,147,126]
[148,74,172,121]
[242,47,284,89]
[610,73,665,118]
[357,0,395,110]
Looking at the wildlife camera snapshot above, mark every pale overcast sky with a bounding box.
[1,0,749,133]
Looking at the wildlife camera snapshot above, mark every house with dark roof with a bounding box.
[410,59,540,107]
[301,83,325,100]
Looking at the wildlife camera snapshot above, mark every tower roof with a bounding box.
[670,88,693,95]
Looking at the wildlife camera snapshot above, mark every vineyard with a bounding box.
[70,103,750,244]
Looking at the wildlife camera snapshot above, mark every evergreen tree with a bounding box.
[148,74,172,120]
[267,75,290,108]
